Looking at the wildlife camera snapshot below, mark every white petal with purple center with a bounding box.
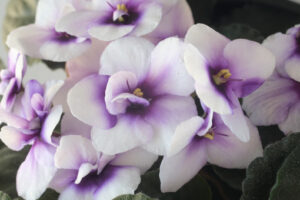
[67,74,117,129]
[92,115,153,155]
[145,37,194,96]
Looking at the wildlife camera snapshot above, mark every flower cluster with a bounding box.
[1,0,293,199]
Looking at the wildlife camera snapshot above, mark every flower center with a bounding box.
[212,69,232,85]
[115,3,128,22]
[133,88,144,97]
[203,129,214,140]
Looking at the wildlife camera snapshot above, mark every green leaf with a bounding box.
[269,145,300,200]
[137,170,212,200]
[2,0,38,46]
[213,166,245,190]
[218,23,264,42]
[0,146,29,197]
[241,133,300,200]
[0,191,12,200]
[113,193,157,200]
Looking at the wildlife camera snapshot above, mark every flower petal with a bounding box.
[224,39,276,97]
[262,32,296,76]
[44,80,64,108]
[105,71,138,115]
[75,163,98,184]
[184,24,230,66]
[91,115,153,155]
[145,0,194,44]
[39,36,91,62]
[55,10,102,38]
[184,44,232,114]
[55,135,98,170]
[40,105,63,145]
[285,56,300,82]
[243,77,298,126]
[100,37,154,78]
[144,95,197,155]
[130,3,162,36]
[206,115,263,168]
[160,140,207,192]
[111,148,158,173]
[279,103,300,134]
[6,25,54,59]
[89,24,135,41]
[168,116,205,157]
[145,37,194,96]
[220,91,250,142]
[0,126,31,151]
[67,74,116,129]
[50,169,78,193]
[17,141,57,200]
[93,166,141,200]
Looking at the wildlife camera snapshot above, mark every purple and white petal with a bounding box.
[145,0,194,44]
[100,37,154,78]
[184,44,232,114]
[243,77,298,126]
[0,78,18,111]
[224,39,276,97]
[279,103,300,134]
[206,116,263,168]
[111,148,158,173]
[67,74,117,129]
[44,80,64,108]
[55,135,98,170]
[6,24,55,59]
[50,169,78,193]
[93,166,141,200]
[89,24,135,41]
[17,141,57,200]
[91,115,153,155]
[130,3,162,36]
[58,184,95,200]
[75,163,98,184]
[0,126,32,151]
[105,71,139,115]
[167,116,205,157]
[55,10,103,38]
[145,37,194,96]
[160,140,207,192]
[220,90,250,142]
[40,105,63,145]
[262,32,296,76]
[184,24,230,67]
[285,56,300,82]
[144,95,197,155]
[65,39,107,80]
[0,108,30,129]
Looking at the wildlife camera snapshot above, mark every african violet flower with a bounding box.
[56,0,182,42]
[243,25,300,134]
[0,49,26,111]
[184,24,275,141]
[6,0,91,62]
[159,105,263,192]
[0,79,63,200]
[50,135,157,200]
[144,0,194,44]
[68,37,197,155]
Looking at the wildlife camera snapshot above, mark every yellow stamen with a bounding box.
[212,69,232,85]
[203,131,214,140]
[117,3,128,12]
[133,88,144,97]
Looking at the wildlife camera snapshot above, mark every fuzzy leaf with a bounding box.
[241,133,300,200]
